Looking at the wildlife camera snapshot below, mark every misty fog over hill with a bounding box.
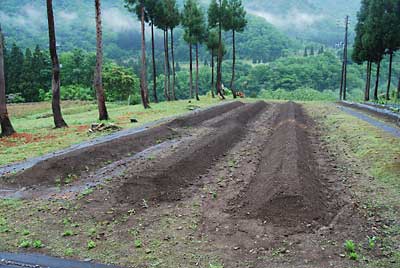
[1,0,361,50]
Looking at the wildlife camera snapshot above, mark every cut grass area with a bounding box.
[1,98,221,166]
[304,102,400,268]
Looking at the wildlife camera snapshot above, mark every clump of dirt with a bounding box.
[0,101,244,188]
[231,102,338,229]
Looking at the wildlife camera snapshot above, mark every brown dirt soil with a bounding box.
[198,102,370,268]
[0,133,56,146]
[2,101,381,268]
[230,102,339,229]
[0,101,244,188]
[167,101,244,128]
[82,101,267,217]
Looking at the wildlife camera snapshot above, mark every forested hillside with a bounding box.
[244,0,361,45]
[0,0,296,62]
[1,0,397,106]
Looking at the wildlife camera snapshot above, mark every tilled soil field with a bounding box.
[0,101,380,267]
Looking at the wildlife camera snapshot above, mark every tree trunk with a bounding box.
[368,61,372,100]
[139,6,150,109]
[0,26,15,137]
[170,28,177,101]
[166,28,171,101]
[163,30,170,101]
[342,15,349,101]
[343,52,348,101]
[189,43,193,99]
[216,0,225,99]
[46,0,68,128]
[195,43,200,101]
[397,76,400,100]
[364,61,370,101]
[94,0,109,121]
[211,51,215,98]
[386,52,393,100]
[151,23,158,103]
[230,30,237,99]
[374,61,381,101]
[339,60,345,100]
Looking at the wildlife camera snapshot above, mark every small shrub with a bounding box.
[60,85,94,101]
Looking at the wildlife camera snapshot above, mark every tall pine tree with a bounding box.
[0,25,16,137]
[206,28,219,98]
[46,0,68,128]
[94,0,109,120]
[223,0,246,98]
[125,0,151,108]
[382,0,400,99]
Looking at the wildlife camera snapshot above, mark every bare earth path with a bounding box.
[0,101,383,268]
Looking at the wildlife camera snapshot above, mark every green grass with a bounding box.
[1,98,221,166]
[305,103,400,267]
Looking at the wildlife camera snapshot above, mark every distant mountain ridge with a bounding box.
[243,0,361,44]
[0,0,295,63]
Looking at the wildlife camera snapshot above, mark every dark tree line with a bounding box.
[352,0,400,101]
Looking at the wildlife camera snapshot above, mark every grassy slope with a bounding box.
[1,98,220,166]
[305,102,400,267]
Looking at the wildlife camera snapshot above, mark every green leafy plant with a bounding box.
[87,240,96,249]
[19,239,31,248]
[344,240,356,253]
[62,230,73,237]
[344,240,359,261]
[22,230,30,236]
[349,252,359,261]
[134,239,142,248]
[64,248,74,256]
[32,240,43,248]
[368,236,377,249]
